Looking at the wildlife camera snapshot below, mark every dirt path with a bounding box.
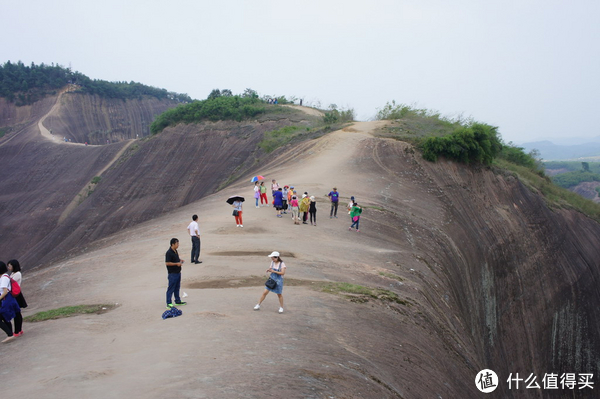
[282,104,325,117]
[5,120,436,398]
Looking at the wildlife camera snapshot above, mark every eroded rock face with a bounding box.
[353,138,600,397]
[43,93,177,144]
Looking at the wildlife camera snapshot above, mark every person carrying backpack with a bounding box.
[0,261,23,343]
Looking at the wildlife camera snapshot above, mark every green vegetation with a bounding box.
[545,161,600,174]
[323,105,355,124]
[421,123,502,165]
[375,101,465,143]
[0,61,191,105]
[0,127,6,138]
[321,282,410,305]
[90,176,102,184]
[150,93,266,134]
[24,304,116,322]
[377,101,600,221]
[379,271,404,281]
[259,125,304,153]
[552,171,600,189]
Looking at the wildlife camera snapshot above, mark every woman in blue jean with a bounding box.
[254,251,287,313]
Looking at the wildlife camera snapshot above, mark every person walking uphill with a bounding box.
[165,238,187,309]
[254,251,287,313]
[328,187,340,218]
[187,215,202,264]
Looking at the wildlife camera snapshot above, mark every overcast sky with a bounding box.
[2,0,599,144]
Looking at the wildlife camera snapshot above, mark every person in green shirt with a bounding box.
[349,202,362,232]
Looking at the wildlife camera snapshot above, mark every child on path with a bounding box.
[254,182,260,208]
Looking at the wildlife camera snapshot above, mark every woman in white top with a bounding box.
[9,259,27,309]
[232,200,243,227]
[0,261,23,342]
[254,251,287,313]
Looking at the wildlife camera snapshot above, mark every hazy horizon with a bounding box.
[2,1,599,145]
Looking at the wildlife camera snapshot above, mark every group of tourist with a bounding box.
[251,179,362,228]
[163,177,364,316]
[0,259,27,344]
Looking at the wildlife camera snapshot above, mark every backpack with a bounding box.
[3,274,20,296]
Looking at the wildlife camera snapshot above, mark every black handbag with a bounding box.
[265,277,277,290]
[16,292,27,308]
[233,209,239,216]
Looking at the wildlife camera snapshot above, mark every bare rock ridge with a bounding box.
[1,92,599,398]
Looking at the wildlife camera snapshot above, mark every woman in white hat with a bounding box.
[254,251,286,313]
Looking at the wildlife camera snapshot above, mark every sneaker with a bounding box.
[278,307,284,313]
[356,229,360,232]
[349,227,352,231]
[175,301,187,306]
[253,304,260,310]
[1,336,15,343]
[167,303,174,309]
[240,225,243,228]
[14,331,23,337]
[256,206,259,208]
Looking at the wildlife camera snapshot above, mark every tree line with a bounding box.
[0,61,191,105]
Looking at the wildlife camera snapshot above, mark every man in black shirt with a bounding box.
[165,238,187,309]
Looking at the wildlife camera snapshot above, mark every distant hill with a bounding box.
[0,61,192,105]
[521,139,600,160]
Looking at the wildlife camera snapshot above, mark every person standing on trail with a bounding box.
[259,182,268,206]
[349,202,363,232]
[282,185,289,214]
[328,187,340,218]
[274,187,284,218]
[271,179,280,204]
[187,215,202,264]
[290,194,300,224]
[347,196,355,222]
[232,199,244,227]
[165,238,186,309]
[309,196,318,226]
[254,181,260,208]
[254,251,287,313]
[299,193,310,224]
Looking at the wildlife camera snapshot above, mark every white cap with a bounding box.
[268,251,280,257]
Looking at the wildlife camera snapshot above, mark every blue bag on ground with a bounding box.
[162,307,182,320]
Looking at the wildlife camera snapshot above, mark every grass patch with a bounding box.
[321,282,410,305]
[24,304,117,322]
[379,271,404,281]
[258,125,304,153]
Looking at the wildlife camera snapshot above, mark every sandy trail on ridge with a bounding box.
[6,120,413,398]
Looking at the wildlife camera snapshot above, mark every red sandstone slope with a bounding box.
[0,93,320,268]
